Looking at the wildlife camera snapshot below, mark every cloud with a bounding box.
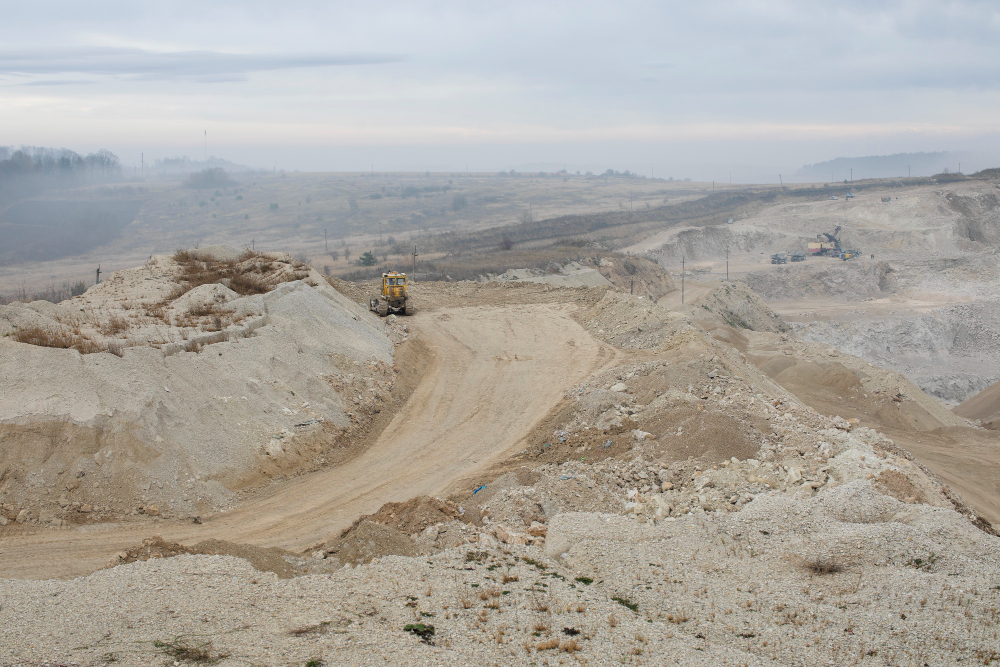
[19,79,97,86]
[0,46,404,81]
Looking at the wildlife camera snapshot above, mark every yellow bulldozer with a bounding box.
[369,271,409,316]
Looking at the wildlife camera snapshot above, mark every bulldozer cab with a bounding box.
[382,272,407,298]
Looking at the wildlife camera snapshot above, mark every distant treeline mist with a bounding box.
[0,146,123,208]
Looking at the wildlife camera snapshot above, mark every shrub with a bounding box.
[184,168,233,189]
[803,556,843,575]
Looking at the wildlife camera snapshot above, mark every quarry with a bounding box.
[3,170,1000,666]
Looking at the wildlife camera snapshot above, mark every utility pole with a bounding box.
[630,278,634,295]
[324,228,328,253]
[411,245,418,276]
[908,165,911,178]
[779,174,783,187]
[681,257,685,304]
[252,238,255,251]
[850,168,853,183]
[95,265,101,284]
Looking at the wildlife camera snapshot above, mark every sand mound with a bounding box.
[693,281,790,333]
[0,251,398,524]
[320,520,423,566]
[109,535,298,577]
[360,495,463,535]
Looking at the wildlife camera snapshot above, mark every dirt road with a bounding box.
[0,303,610,580]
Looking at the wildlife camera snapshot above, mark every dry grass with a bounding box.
[12,326,107,355]
[153,637,228,664]
[169,249,309,301]
[559,639,581,653]
[288,621,331,637]
[536,638,560,651]
[98,314,130,336]
[802,556,844,576]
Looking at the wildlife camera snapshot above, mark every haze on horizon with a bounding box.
[2,0,1000,181]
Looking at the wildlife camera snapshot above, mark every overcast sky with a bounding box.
[2,1,999,180]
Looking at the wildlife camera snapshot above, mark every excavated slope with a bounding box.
[0,249,395,523]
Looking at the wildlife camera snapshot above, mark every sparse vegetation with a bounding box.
[802,556,844,575]
[403,623,435,644]
[152,637,228,664]
[185,168,234,189]
[12,326,107,354]
[612,596,639,612]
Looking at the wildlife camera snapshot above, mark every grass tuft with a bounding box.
[152,637,228,664]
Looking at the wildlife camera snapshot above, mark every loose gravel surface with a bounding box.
[3,277,1000,665]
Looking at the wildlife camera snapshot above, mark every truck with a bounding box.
[790,252,806,262]
[770,253,788,264]
[808,226,843,256]
[369,271,409,316]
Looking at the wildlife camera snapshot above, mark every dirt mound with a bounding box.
[592,254,675,300]
[313,496,464,566]
[189,539,297,578]
[109,535,191,565]
[320,519,422,565]
[693,281,790,333]
[360,495,463,535]
[0,251,397,524]
[954,379,1000,429]
[109,535,298,577]
[580,290,694,349]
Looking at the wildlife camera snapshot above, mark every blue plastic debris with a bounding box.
[559,475,577,481]
[473,485,486,495]
[603,440,613,449]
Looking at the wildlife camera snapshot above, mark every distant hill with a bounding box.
[797,151,982,181]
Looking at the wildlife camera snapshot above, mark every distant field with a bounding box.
[0,171,718,293]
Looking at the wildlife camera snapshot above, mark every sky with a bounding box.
[2,0,999,181]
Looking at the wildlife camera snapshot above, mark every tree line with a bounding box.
[0,146,123,207]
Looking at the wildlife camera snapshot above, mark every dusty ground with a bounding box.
[3,279,1000,666]
[0,282,615,580]
[5,175,1000,664]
